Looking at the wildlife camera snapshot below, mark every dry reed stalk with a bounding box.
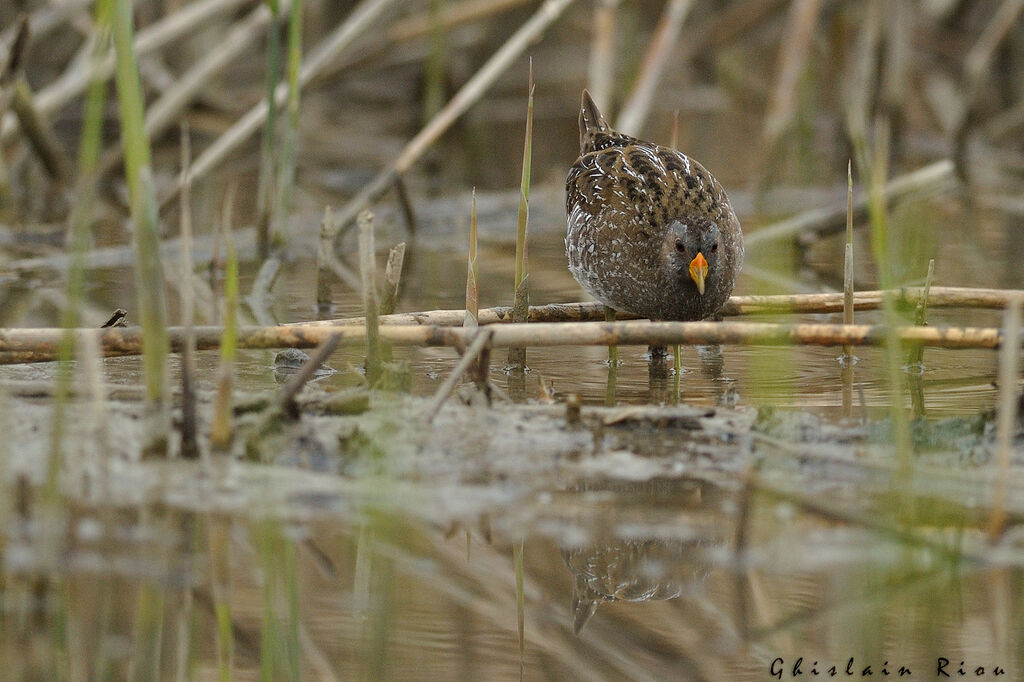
[464,188,479,328]
[380,242,406,316]
[98,2,276,176]
[388,0,532,42]
[179,123,199,460]
[0,0,252,145]
[987,295,1022,541]
[2,319,1018,365]
[760,0,820,154]
[291,287,1024,328]
[959,1,1024,127]
[325,0,575,237]
[842,161,854,361]
[167,0,398,206]
[614,0,692,136]
[316,206,335,315]
[5,227,258,273]
[393,175,417,233]
[587,0,619,117]
[246,256,282,327]
[748,159,956,247]
[842,0,882,164]
[425,328,493,422]
[357,210,381,385]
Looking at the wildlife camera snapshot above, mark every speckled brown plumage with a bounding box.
[565,90,743,321]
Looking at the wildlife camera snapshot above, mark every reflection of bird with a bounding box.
[565,91,744,321]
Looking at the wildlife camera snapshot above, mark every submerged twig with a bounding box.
[278,333,341,419]
[426,328,494,422]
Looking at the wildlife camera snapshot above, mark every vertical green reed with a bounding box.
[257,0,282,257]
[112,0,170,456]
[864,121,912,468]
[271,0,304,247]
[508,63,534,370]
[258,520,301,681]
[49,0,112,496]
[423,0,447,123]
[211,233,238,452]
[465,188,478,328]
[130,583,166,681]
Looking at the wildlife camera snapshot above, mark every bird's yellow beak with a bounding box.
[688,252,708,295]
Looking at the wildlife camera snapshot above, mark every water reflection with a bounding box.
[560,478,718,635]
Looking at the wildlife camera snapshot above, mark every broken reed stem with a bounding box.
[508,62,534,370]
[11,78,70,183]
[393,175,417,233]
[426,328,494,422]
[987,294,1023,541]
[316,206,335,315]
[358,211,381,385]
[179,123,199,460]
[380,242,406,316]
[464,188,479,328]
[842,160,854,361]
[906,258,936,368]
[615,0,693,136]
[3,319,1018,364]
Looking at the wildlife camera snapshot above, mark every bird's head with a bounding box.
[662,218,721,296]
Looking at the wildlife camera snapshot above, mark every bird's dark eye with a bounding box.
[675,239,685,253]
[711,242,718,252]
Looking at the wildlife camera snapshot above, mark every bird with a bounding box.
[565,90,743,322]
